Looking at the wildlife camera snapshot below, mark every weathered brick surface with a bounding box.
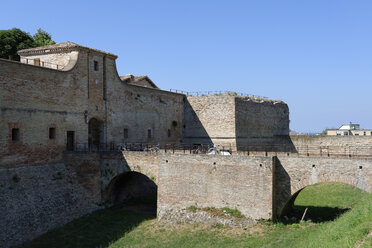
[157,154,273,220]
[0,46,185,168]
[273,156,372,218]
[0,163,98,248]
[2,43,372,247]
[20,51,79,70]
[184,94,289,150]
[290,135,372,157]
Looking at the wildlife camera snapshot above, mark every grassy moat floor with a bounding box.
[22,183,372,248]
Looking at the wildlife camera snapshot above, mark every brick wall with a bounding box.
[0,47,186,168]
[157,154,273,220]
[273,156,372,218]
[0,163,98,248]
[290,135,372,157]
[183,94,289,150]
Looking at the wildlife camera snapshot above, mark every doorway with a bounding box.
[88,118,104,151]
[66,131,75,151]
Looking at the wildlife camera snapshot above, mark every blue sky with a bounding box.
[2,0,372,133]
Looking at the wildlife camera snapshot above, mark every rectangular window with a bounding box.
[168,129,171,137]
[147,129,152,139]
[93,61,99,71]
[12,128,20,141]
[49,127,56,139]
[124,128,129,139]
[34,58,40,66]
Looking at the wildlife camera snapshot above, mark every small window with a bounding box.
[12,128,20,141]
[93,61,99,71]
[124,128,129,139]
[49,128,56,139]
[147,129,152,139]
[168,129,171,137]
[34,58,40,66]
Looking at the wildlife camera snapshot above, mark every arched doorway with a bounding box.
[88,118,103,151]
[105,172,157,214]
[279,182,368,223]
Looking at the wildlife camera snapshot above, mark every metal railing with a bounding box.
[169,89,268,99]
[63,142,372,159]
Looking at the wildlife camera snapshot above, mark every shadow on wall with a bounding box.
[103,171,157,215]
[272,156,291,220]
[236,135,298,153]
[235,98,297,153]
[182,98,213,146]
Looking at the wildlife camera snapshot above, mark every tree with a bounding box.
[33,28,56,47]
[0,28,34,60]
[0,28,56,61]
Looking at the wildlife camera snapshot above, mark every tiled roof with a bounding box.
[18,41,117,58]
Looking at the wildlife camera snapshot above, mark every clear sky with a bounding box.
[1,0,372,133]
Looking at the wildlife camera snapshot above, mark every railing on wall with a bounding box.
[169,89,268,99]
[64,142,372,159]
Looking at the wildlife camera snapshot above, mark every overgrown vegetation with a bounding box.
[23,183,371,248]
[186,206,244,219]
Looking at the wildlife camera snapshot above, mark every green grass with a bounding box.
[220,207,244,218]
[186,206,244,219]
[23,183,371,248]
[292,182,368,222]
[21,206,155,248]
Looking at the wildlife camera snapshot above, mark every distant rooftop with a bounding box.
[120,74,159,89]
[18,41,117,58]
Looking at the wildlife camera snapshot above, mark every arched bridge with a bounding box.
[63,151,371,220]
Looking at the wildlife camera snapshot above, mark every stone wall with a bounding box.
[273,156,372,218]
[20,50,79,70]
[157,154,273,220]
[0,56,89,167]
[0,163,99,248]
[183,94,290,150]
[290,135,372,157]
[107,82,184,146]
[235,98,289,137]
[235,98,289,150]
[183,95,235,145]
[0,46,185,168]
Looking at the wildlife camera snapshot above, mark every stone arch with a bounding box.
[272,157,370,219]
[103,171,157,211]
[88,118,104,150]
[279,181,366,219]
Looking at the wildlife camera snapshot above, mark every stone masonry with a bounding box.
[1,42,371,247]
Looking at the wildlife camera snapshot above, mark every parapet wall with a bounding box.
[157,154,273,221]
[273,156,372,218]
[290,135,372,157]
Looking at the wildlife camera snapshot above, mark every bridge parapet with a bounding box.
[273,156,372,219]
